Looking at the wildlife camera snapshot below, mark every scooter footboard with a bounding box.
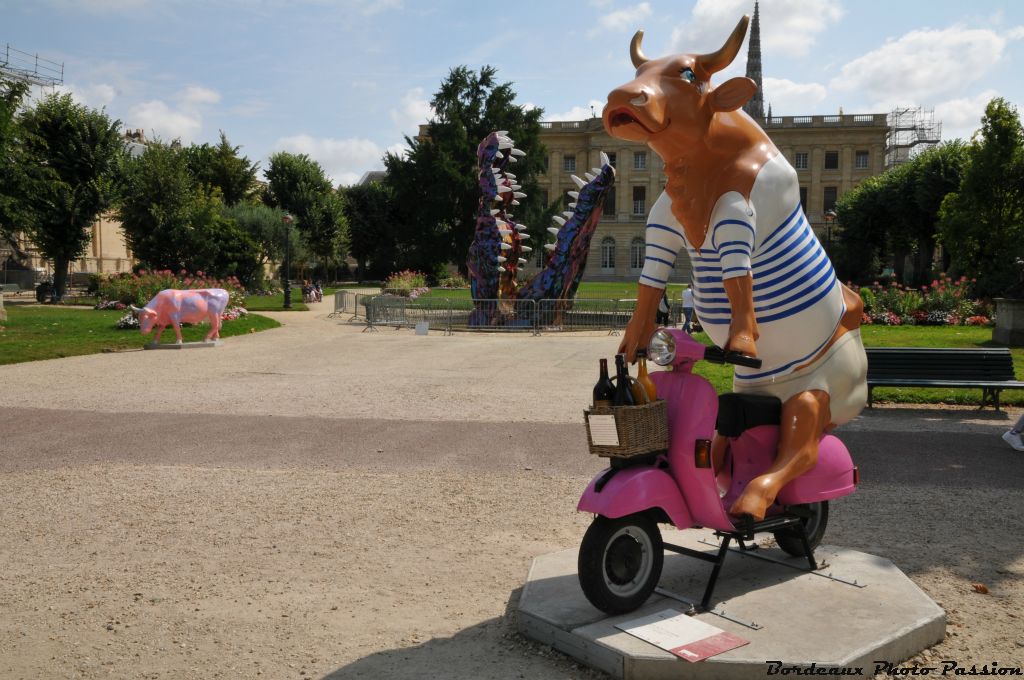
[578,466,692,528]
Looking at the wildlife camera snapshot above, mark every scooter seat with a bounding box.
[716,393,782,437]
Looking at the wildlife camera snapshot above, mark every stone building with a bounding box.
[524,113,890,282]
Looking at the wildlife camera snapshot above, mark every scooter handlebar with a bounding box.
[703,345,763,369]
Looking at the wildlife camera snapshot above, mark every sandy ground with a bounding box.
[1,299,1023,679]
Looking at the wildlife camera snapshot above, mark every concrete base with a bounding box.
[144,340,221,350]
[517,530,945,679]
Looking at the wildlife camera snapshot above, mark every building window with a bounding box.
[601,237,616,272]
[855,150,869,169]
[633,151,647,170]
[563,155,576,172]
[823,186,838,212]
[542,155,549,172]
[632,186,646,215]
[794,152,808,170]
[630,237,644,272]
[603,190,616,215]
[606,152,617,168]
[799,186,808,212]
[824,151,839,170]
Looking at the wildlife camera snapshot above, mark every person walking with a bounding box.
[1002,413,1024,451]
[681,285,694,334]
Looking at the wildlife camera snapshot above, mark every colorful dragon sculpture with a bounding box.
[466,131,616,326]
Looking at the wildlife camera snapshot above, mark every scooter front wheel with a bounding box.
[578,514,663,615]
[773,501,829,557]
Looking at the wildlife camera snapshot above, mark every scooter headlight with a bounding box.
[648,329,676,366]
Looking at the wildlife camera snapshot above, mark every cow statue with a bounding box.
[131,288,230,344]
[605,16,868,521]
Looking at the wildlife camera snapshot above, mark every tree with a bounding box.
[342,180,398,278]
[221,201,291,269]
[264,151,348,267]
[119,141,263,285]
[0,79,31,257]
[19,93,124,299]
[383,65,550,277]
[183,131,260,205]
[939,98,1024,297]
[833,142,967,286]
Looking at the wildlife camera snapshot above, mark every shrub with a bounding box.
[859,286,875,312]
[97,269,246,308]
[115,312,139,330]
[965,315,991,326]
[438,273,469,288]
[384,269,430,297]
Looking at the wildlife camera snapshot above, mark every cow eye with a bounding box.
[679,67,696,83]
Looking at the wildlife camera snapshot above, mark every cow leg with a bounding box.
[172,319,183,343]
[729,389,831,521]
[153,324,165,343]
[206,313,221,341]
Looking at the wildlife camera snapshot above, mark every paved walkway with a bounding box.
[1,302,1023,679]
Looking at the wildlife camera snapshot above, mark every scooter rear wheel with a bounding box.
[578,514,663,615]
[773,501,829,557]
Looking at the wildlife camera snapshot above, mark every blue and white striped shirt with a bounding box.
[639,155,844,381]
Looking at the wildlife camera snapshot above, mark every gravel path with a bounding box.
[1,300,1022,678]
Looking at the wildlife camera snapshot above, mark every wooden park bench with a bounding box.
[1,283,25,296]
[865,347,1024,410]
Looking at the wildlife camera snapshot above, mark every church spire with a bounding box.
[742,0,765,120]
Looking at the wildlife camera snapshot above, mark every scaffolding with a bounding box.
[885,107,941,167]
[0,43,64,89]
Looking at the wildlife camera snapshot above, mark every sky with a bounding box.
[4,0,1024,186]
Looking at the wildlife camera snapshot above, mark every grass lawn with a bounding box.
[689,324,1024,407]
[243,287,339,312]
[0,306,281,365]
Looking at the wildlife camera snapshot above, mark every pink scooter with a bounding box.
[577,328,859,616]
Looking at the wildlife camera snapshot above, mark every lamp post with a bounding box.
[824,209,837,253]
[282,212,294,309]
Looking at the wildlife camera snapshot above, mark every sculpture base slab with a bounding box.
[517,529,944,679]
[144,340,221,350]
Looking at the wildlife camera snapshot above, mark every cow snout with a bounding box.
[603,84,663,141]
[630,91,649,107]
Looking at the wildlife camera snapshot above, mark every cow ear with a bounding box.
[710,77,757,113]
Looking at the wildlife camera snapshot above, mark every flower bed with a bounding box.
[96,269,246,309]
[858,274,990,327]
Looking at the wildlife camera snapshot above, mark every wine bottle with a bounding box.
[613,354,636,406]
[593,358,615,408]
[635,348,658,402]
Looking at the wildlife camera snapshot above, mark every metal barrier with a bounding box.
[354,294,677,334]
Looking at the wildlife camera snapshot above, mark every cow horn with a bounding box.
[129,305,142,313]
[630,30,648,68]
[697,15,749,75]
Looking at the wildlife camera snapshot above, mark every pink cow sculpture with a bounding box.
[131,288,231,344]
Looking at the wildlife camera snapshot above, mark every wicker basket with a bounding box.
[584,398,668,458]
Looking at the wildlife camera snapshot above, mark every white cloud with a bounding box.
[55,83,117,109]
[125,85,221,143]
[273,134,391,186]
[761,77,826,114]
[591,2,653,35]
[389,87,433,136]
[129,100,202,142]
[180,86,221,107]
[359,0,401,15]
[935,89,999,142]
[669,0,842,59]
[832,27,1008,110]
[543,99,605,122]
[1008,26,1024,40]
